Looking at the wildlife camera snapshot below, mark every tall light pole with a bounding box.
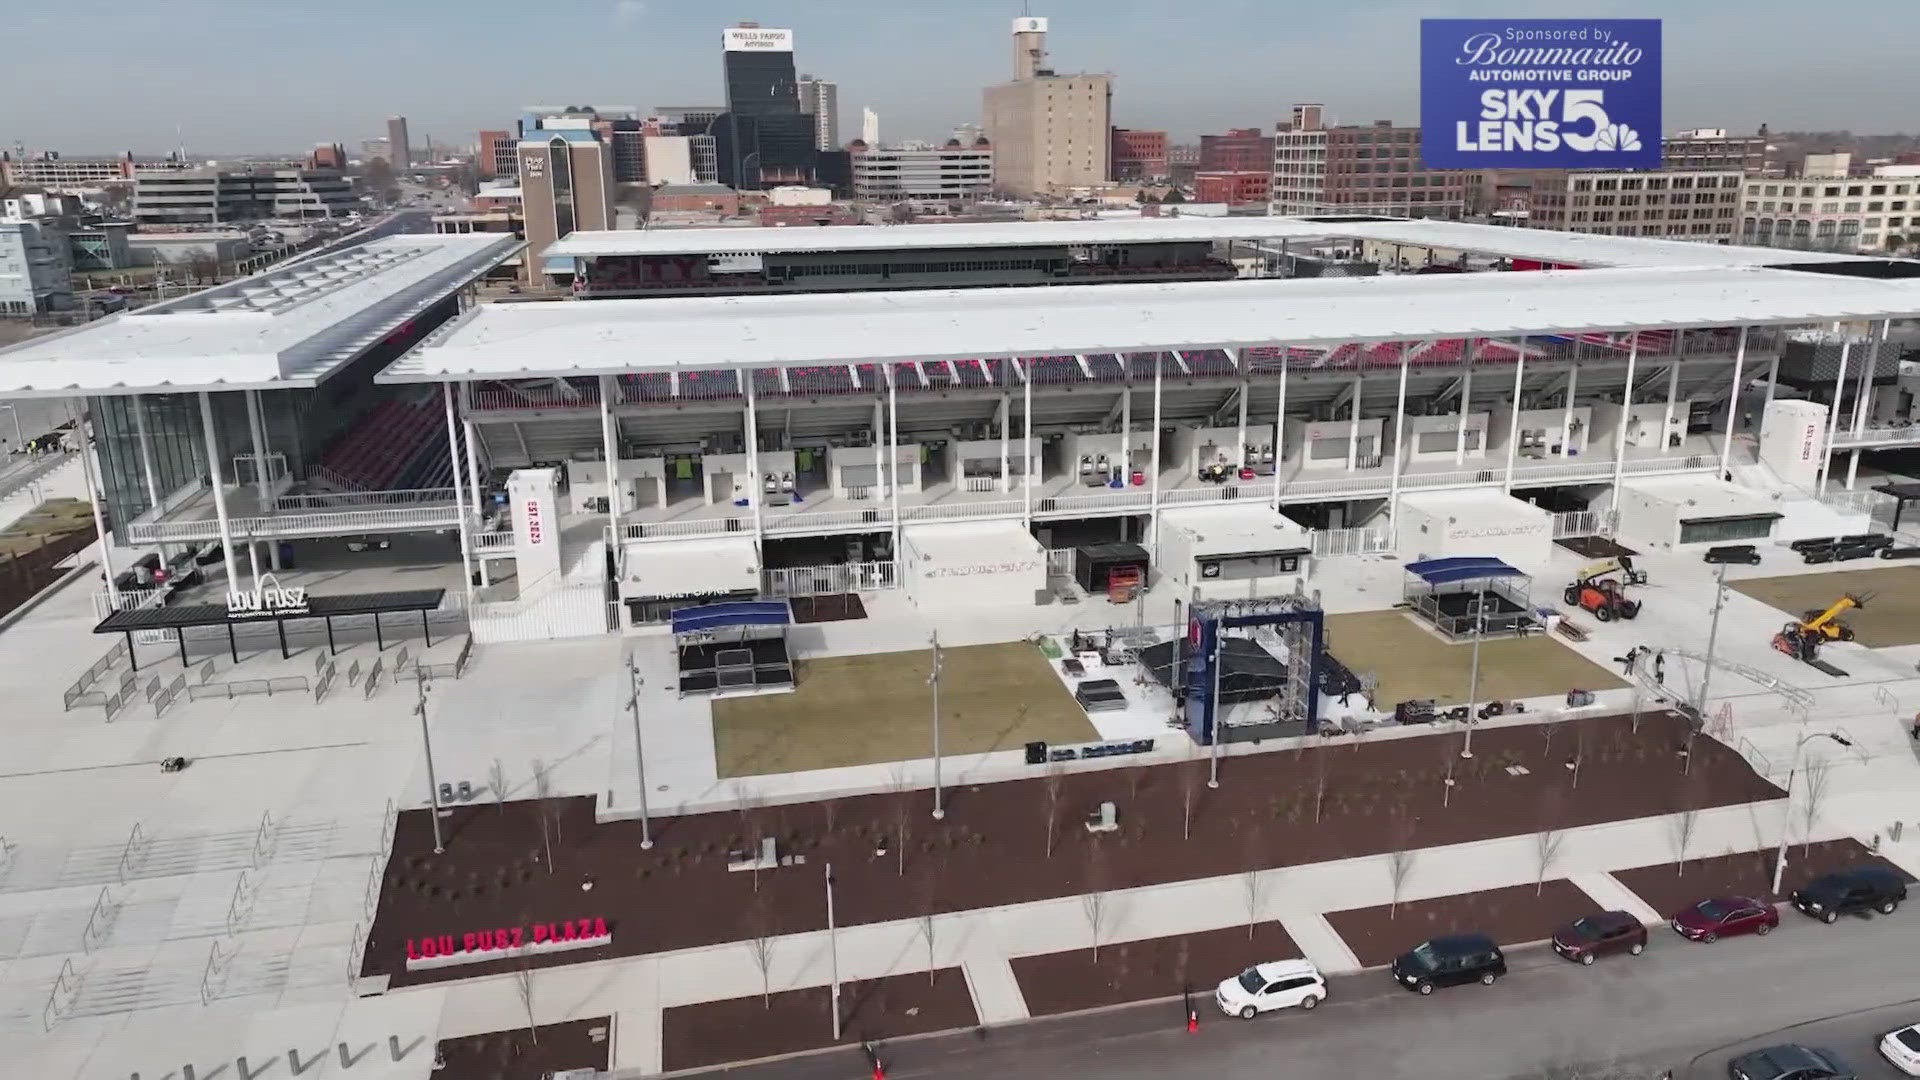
[414,678,445,854]
[1772,731,1852,895]
[929,631,945,820]
[623,653,653,849]
[1207,619,1224,789]
[1461,584,1486,759]
[826,862,840,1039]
[1694,561,1731,720]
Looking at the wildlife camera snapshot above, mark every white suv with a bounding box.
[1214,958,1326,1019]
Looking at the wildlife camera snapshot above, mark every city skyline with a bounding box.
[2,0,1917,158]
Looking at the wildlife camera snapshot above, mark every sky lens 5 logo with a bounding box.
[1421,19,1662,169]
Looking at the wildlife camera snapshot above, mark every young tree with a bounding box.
[1242,868,1265,939]
[1311,751,1331,824]
[1441,737,1459,809]
[1043,763,1066,858]
[531,758,556,875]
[1799,758,1833,855]
[1179,757,1199,841]
[1670,806,1701,877]
[889,768,914,878]
[513,965,539,1044]
[1081,844,1109,961]
[1386,810,1417,918]
[917,908,938,989]
[747,893,777,1006]
[489,758,508,814]
[1535,825,1566,896]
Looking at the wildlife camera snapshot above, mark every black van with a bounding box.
[1390,933,1506,995]
[1791,866,1908,923]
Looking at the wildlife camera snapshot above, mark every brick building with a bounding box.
[1270,104,1468,218]
[1198,128,1272,174]
[1193,171,1270,206]
[1110,128,1168,182]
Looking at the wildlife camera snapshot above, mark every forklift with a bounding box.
[1771,593,1869,674]
[1562,557,1646,622]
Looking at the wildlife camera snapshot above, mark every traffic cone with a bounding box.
[1187,1008,1199,1033]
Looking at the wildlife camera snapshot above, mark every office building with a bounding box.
[309,143,347,170]
[798,75,840,152]
[724,23,799,115]
[644,136,696,186]
[953,123,984,146]
[850,141,994,206]
[479,130,516,179]
[0,219,74,316]
[1270,104,1468,218]
[360,137,390,160]
[982,17,1113,197]
[710,24,819,190]
[1199,128,1273,173]
[592,117,648,183]
[1741,164,1920,252]
[1110,128,1168,182]
[1193,171,1271,206]
[387,117,412,167]
[1528,169,1745,242]
[132,168,358,225]
[861,108,880,148]
[0,151,190,191]
[518,130,615,282]
[1664,127,1768,173]
[654,106,725,135]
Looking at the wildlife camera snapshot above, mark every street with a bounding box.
[721,911,1920,1080]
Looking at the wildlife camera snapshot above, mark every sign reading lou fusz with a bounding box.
[1420,19,1662,169]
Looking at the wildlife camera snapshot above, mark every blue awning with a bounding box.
[672,600,791,636]
[1405,557,1526,586]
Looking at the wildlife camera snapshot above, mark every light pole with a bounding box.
[929,631,945,820]
[1207,619,1224,789]
[1461,584,1486,759]
[1772,731,1852,895]
[1694,561,1730,719]
[414,679,445,854]
[623,653,653,849]
[826,862,840,1039]
[0,403,24,449]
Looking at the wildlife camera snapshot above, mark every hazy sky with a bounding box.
[4,0,1914,156]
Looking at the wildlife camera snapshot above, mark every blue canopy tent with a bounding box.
[1403,557,1535,638]
[672,601,796,696]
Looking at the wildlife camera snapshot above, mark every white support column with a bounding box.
[1660,361,1681,457]
[1119,379,1133,478]
[1502,340,1527,494]
[1388,343,1410,522]
[1148,352,1163,553]
[1818,329,1851,496]
[1270,349,1289,509]
[1345,374,1362,472]
[1559,364,1579,459]
[72,399,118,606]
[130,394,162,512]
[1455,342,1476,466]
[744,379,764,542]
[1845,321,1886,489]
[198,391,240,591]
[890,365,904,556]
[1759,355,1780,442]
[1718,327,1750,479]
[460,383,490,588]
[1612,339,1639,494]
[1020,357,1033,528]
[246,539,261,588]
[245,389,279,570]
[873,399,886,498]
[598,375,623,581]
[442,383,476,609]
[1234,349,1250,466]
[998,394,1011,493]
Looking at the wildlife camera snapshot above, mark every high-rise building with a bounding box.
[798,75,840,152]
[851,141,994,206]
[1740,167,1919,252]
[1110,128,1168,182]
[518,131,615,282]
[478,130,516,179]
[1193,172,1271,206]
[709,24,819,189]
[0,219,74,317]
[723,23,798,116]
[1270,105,1468,218]
[654,106,725,135]
[592,117,648,183]
[1664,127,1769,173]
[132,168,358,225]
[1198,128,1273,174]
[386,116,412,167]
[1528,169,1744,242]
[0,150,190,191]
[861,108,880,147]
[982,16,1112,197]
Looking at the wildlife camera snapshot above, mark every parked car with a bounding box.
[1214,958,1326,1019]
[1390,933,1505,995]
[1727,1043,1852,1080]
[1791,865,1908,923]
[1880,1023,1920,1076]
[1671,896,1779,942]
[1550,910,1648,965]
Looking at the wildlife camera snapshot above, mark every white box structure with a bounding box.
[1400,412,1492,466]
[828,443,922,500]
[1395,489,1554,567]
[1614,476,1782,552]
[617,535,760,604]
[952,436,1043,491]
[1593,400,1691,451]
[1289,416,1387,472]
[1168,424,1263,477]
[701,450,798,505]
[507,468,563,584]
[1489,404,1594,459]
[1158,505,1313,601]
[1758,399,1829,489]
[898,521,1046,609]
[564,455,667,514]
[1058,430,1153,486]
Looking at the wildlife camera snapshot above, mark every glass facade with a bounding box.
[93,393,209,541]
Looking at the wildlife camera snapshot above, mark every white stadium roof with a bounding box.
[0,233,522,397]
[380,265,1920,384]
[542,215,1862,270]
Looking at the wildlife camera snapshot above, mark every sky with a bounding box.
[3,0,1915,157]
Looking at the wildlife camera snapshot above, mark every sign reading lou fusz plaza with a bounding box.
[1420,19,1662,169]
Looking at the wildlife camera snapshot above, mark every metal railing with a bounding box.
[271,487,457,511]
[1310,525,1393,558]
[64,640,130,711]
[1551,509,1619,540]
[468,383,601,412]
[1831,424,1920,449]
[1816,488,1893,515]
[761,560,898,597]
[187,676,311,701]
[127,503,466,543]
[471,530,517,552]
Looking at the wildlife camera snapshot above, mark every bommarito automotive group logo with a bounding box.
[1420,19,1662,169]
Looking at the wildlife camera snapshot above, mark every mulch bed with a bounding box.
[790,594,868,623]
[1325,879,1599,967]
[1555,536,1638,559]
[435,1016,611,1080]
[1011,922,1300,1017]
[661,968,975,1071]
[1612,838,1914,917]
[365,710,1781,988]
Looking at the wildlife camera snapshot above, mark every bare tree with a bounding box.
[747,894,776,1006]
[513,965,538,1044]
[888,767,913,878]
[1670,806,1701,877]
[1799,758,1833,855]
[917,908,938,988]
[1568,723,1589,790]
[820,797,839,838]
[530,758,556,875]
[1242,868,1265,939]
[1179,757,1199,841]
[1311,751,1331,824]
[1386,810,1417,918]
[489,758,508,814]
[1441,737,1459,809]
[1043,763,1066,858]
[733,779,766,890]
[1081,844,1109,961]
[1535,826,1566,895]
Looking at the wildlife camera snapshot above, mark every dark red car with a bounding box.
[1551,910,1649,964]
[1670,895,1778,942]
